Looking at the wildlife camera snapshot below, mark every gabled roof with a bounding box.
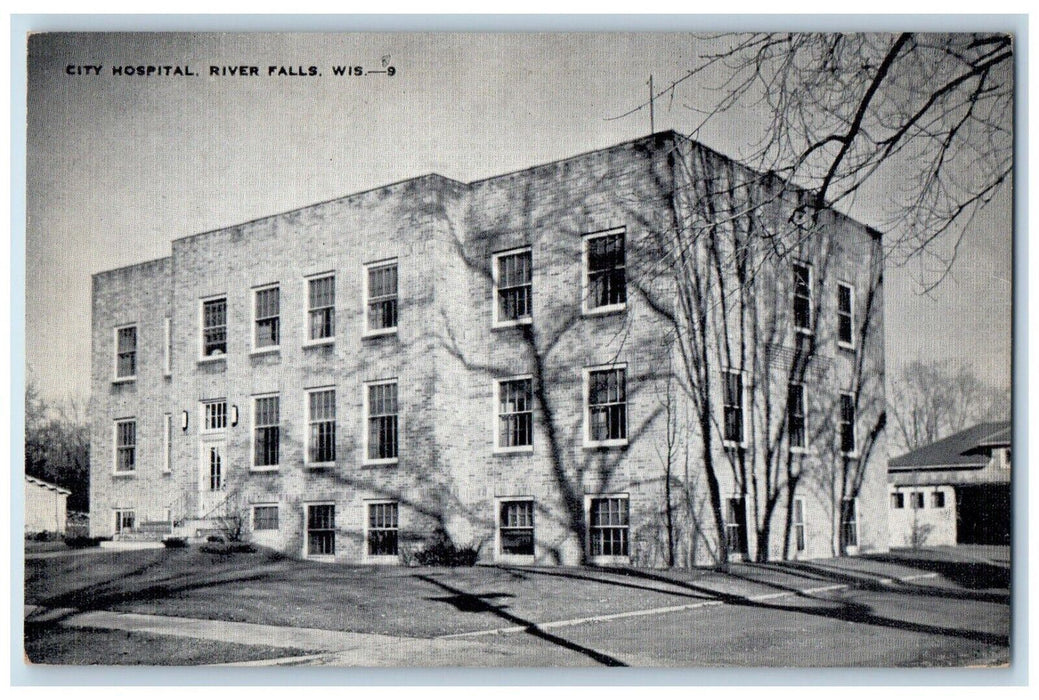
[889,421,1012,471]
[25,475,72,495]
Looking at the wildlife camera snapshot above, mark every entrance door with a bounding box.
[198,440,226,516]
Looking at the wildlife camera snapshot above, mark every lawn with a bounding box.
[24,623,309,666]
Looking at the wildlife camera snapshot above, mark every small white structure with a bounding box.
[25,475,70,534]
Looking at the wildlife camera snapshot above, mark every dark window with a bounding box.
[253,506,279,531]
[793,263,812,332]
[496,250,532,323]
[891,492,905,509]
[590,497,629,557]
[500,501,535,556]
[588,368,627,443]
[116,326,137,378]
[254,396,280,467]
[723,370,744,444]
[202,298,227,357]
[793,498,806,552]
[911,492,925,509]
[308,275,335,341]
[788,383,807,449]
[308,389,336,463]
[840,393,856,454]
[307,504,335,556]
[367,382,398,460]
[840,498,858,549]
[115,420,136,472]
[203,400,227,431]
[115,510,135,533]
[206,445,223,491]
[367,262,398,331]
[932,491,945,508]
[726,497,748,554]
[838,283,854,346]
[498,378,533,448]
[255,287,280,348]
[586,232,626,310]
[367,502,399,556]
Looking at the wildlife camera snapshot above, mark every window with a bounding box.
[837,283,855,348]
[307,274,335,342]
[307,388,336,464]
[205,444,223,491]
[583,229,626,313]
[589,496,629,557]
[500,500,535,556]
[497,377,533,450]
[839,392,856,455]
[253,505,279,531]
[788,383,807,450]
[793,498,806,553]
[253,395,280,468]
[723,370,745,445]
[367,502,399,557]
[115,325,137,379]
[793,263,812,332]
[365,381,398,462]
[114,419,136,473]
[493,248,532,325]
[932,491,946,509]
[840,498,859,549]
[201,297,227,358]
[203,400,227,432]
[910,491,925,509]
[163,413,172,473]
[891,492,905,509]
[365,260,398,334]
[306,504,335,557]
[163,317,172,376]
[726,496,748,555]
[585,366,627,445]
[114,510,135,534]
[254,285,280,349]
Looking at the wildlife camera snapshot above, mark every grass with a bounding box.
[24,623,309,666]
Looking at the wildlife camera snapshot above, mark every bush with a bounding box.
[163,537,188,548]
[29,531,59,542]
[206,535,226,543]
[63,535,103,549]
[199,541,256,555]
[413,531,481,567]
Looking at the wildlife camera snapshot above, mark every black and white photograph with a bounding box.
[21,28,1014,670]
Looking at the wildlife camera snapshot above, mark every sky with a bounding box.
[24,32,1012,405]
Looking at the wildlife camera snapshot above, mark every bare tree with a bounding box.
[620,32,1012,289]
[25,373,90,512]
[889,359,1010,453]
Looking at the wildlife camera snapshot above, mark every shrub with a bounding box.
[29,531,59,542]
[413,531,481,567]
[199,541,256,555]
[206,535,225,543]
[63,535,102,549]
[163,537,188,548]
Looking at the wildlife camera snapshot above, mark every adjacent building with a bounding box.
[889,421,1011,547]
[89,132,889,565]
[25,475,70,535]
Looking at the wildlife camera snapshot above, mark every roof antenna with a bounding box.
[648,75,655,134]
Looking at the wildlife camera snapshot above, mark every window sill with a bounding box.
[789,447,814,456]
[722,440,747,450]
[493,446,534,456]
[583,439,628,450]
[364,554,400,565]
[305,554,336,563]
[362,328,398,339]
[112,471,136,477]
[492,318,533,330]
[250,466,280,473]
[161,470,172,476]
[198,355,227,365]
[497,553,536,565]
[794,327,814,337]
[588,555,630,566]
[112,376,136,384]
[363,458,398,467]
[303,338,335,349]
[582,303,626,318]
[304,462,336,470]
[250,347,280,357]
[837,342,856,352]
[841,451,860,460]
